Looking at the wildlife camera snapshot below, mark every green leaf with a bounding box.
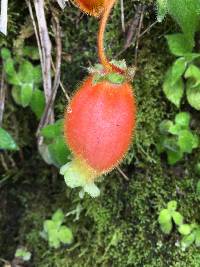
[175,112,190,128]
[12,87,22,105]
[178,224,192,235]
[178,130,198,153]
[1,48,11,60]
[20,84,33,107]
[184,53,200,62]
[163,69,184,108]
[168,124,182,135]
[184,65,200,87]
[48,136,71,167]
[181,233,195,249]
[48,229,60,248]
[158,209,171,224]
[166,34,193,56]
[159,120,173,134]
[160,221,173,234]
[171,58,187,84]
[186,82,200,110]
[30,89,45,119]
[167,149,183,165]
[195,229,200,246]
[167,0,200,40]
[167,200,177,211]
[41,120,64,139]
[32,66,42,84]
[0,128,19,150]
[44,220,56,233]
[4,58,16,76]
[52,209,64,225]
[156,0,168,22]
[19,60,34,83]
[172,211,183,225]
[58,226,73,244]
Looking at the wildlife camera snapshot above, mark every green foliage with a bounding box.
[0,127,18,150]
[1,47,45,117]
[156,0,200,40]
[157,112,199,164]
[40,120,71,167]
[158,199,200,250]
[157,0,200,110]
[15,247,31,261]
[41,209,73,249]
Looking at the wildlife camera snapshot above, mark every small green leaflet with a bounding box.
[0,128,19,150]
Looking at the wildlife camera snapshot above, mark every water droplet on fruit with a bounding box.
[67,106,72,113]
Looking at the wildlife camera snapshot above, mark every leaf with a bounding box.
[175,112,190,128]
[163,69,184,108]
[52,209,64,226]
[0,128,19,150]
[58,226,73,244]
[19,60,34,83]
[166,34,193,56]
[184,65,200,87]
[1,48,11,60]
[21,84,33,107]
[167,200,177,211]
[44,220,56,233]
[171,58,187,84]
[159,120,173,134]
[168,124,182,135]
[184,53,200,62]
[156,0,168,22]
[12,87,22,105]
[160,221,173,234]
[30,89,45,119]
[172,211,183,225]
[167,149,183,165]
[181,232,195,249]
[48,136,71,167]
[178,130,198,153]
[32,66,42,84]
[167,0,200,40]
[41,120,64,139]
[158,209,171,224]
[186,82,200,110]
[178,224,192,235]
[195,229,200,246]
[48,229,60,248]
[4,58,16,76]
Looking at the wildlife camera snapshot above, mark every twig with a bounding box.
[36,12,62,135]
[134,5,145,67]
[0,0,8,35]
[117,166,129,181]
[33,0,54,124]
[51,61,70,102]
[25,0,44,70]
[139,21,158,38]
[115,5,143,58]
[120,0,125,33]
[0,69,6,126]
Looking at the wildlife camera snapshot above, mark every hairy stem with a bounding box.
[98,0,125,74]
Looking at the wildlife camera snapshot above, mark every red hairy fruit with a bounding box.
[72,0,105,17]
[62,73,136,188]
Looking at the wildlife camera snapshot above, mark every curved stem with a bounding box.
[98,0,125,74]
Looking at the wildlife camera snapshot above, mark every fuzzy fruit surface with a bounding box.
[64,75,136,173]
[73,0,104,17]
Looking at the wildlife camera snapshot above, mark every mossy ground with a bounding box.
[1,0,200,266]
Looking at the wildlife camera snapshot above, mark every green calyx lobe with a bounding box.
[89,60,128,85]
[93,72,126,85]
